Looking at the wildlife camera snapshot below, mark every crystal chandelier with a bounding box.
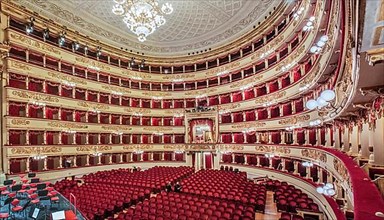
[112,0,174,42]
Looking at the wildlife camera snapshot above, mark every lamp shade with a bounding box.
[316,97,328,107]
[310,46,318,53]
[325,183,334,189]
[320,35,329,42]
[316,40,326,47]
[326,188,336,196]
[316,187,324,194]
[306,99,318,110]
[320,89,336,101]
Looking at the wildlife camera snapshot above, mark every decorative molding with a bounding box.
[218,145,244,151]
[122,145,153,150]
[124,108,151,114]
[77,101,110,110]
[101,125,132,131]
[11,91,59,103]
[10,119,30,126]
[218,103,241,111]
[185,88,217,96]
[333,158,349,180]
[9,32,61,55]
[366,48,384,66]
[185,144,216,151]
[10,60,31,71]
[141,91,171,97]
[48,72,87,85]
[162,74,195,80]
[278,114,310,125]
[163,145,186,150]
[47,121,88,129]
[301,149,327,163]
[74,57,110,71]
[231,122,266,129]
[76,145,112,152]
[205,62,241,77]
[142,127,173,132]
[254,91,286,104]
[229,74,263,89]
[254,145,291,154]
[275,45,306,71]
[10,146,62,155]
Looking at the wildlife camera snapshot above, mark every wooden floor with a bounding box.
[255,191,280,220]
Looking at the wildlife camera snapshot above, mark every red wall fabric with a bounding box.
[205,153,212,169]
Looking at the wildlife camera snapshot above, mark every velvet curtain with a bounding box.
[244,88,255,100]
[122,96,130,106]
[205,153,213,169]
[233,112,243,122]
[142,99,150,108]
[208,96,219,106]
[221,114,231,123]
[9,73,26,89]
[220,94,231,104]
[189,119,214,143]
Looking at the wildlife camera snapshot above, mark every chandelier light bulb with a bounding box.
[316,40,326,47]
[309,16,315,21]
[316,97,328,107]
[112,0,174,42]
[320,35,329,42]
[316,187,324,194]
[310,46,319,53]
[320,89,336,101]
[306,99,318,110]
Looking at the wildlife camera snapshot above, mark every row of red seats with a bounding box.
[180,170,266,212]
[83,166,194,191]
[262,179,321,214]
[117,192,256,220]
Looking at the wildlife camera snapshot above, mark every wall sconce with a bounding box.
[306,89,336,110]
[25,17,35,35]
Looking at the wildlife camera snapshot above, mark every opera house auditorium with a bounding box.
[0,0,383,219]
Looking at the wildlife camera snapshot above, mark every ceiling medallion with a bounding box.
[112,0,173,42]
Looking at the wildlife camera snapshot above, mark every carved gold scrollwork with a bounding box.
[254,145,291,154]
[48,122,88,129]
[231,122,266,129]
[301,149,327,163]
[12,91,59,103]
[163,145,186,150]
[10,119,30,125]
[76,145,112,152]
[101,125,132,131]
[278,115,310,125]
[74,57,110,71]
[254,91,286,104]
[10,33,61,55]
[123,145,153,150]
[48,72,87,85]
[205,62,241,77]
[11,60,31,71]
[218,145,244,151]
[77,101,110,110]
[10,146,62,155]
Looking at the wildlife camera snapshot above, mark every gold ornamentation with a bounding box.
[333,158,349,180]
[163,145,185,150]
[250,36,284,61]
[162,74,195,80]
[10,146,62,155]
[185,144,215,150]
[205,62,241,77]
[75,57,110,71]
[231,122,266,129]
[48,122,88,129]
[275,45,306,71]
[299,65,321,87]
[141,91,171,97]
[76,146,112,152]
[11,91,59,103]
[255,91,286,104]
[124,71,152,79]
[143,127,173,131]
[218,145,244,151]
[48,72,87,85]
[124,108,151,114]
[301,149,327,163]
[10,119,30,125]
[123,145,153,150]
[10,33,61,55]
[11,60,31,71]
[185,88,217,96]
[77,101,110,110]
[218,103,241,111]
[229,74,263,89]
[101,125,132,131]
[164,109,185,115]
[254,145,291,154]
[278,114,310,125]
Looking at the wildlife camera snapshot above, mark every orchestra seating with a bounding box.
[117,191,255,220]
[264,179,320,214]
[181,169,267,213]
[55,166,194,219]
[82,166,194,191]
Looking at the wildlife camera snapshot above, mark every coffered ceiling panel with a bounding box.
[14,0,283,57]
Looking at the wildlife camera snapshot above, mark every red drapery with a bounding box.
[233,112,243,122]
[244,88,255,100]
[131,99,139,107]
[9,102,25,117]
[75,88,86,100]
[245,110,256,121]
[142,99,150,108]
[175,153,184,161]
[269,81,279,93]
[175,135,184,143]
[220,94,230,104]
[256,86,267,96]
[46,107,58,119]
[295,99,304,113]
[163,135,171,143]
[270,106,279,118]
[293,69,301,82]
[46,81,59,95]
[283,103,292,116]
[234,133,244,144]
[163,100,171,108]
[257,109,268,120]
[221,114,231,123]
[174,100,184,108]
[132,116,140,125]
[232,92,242,102]
[9,73,26,89]
[204,153,213,169]
[163,118,172,126]
[281,75,290,88]
[88,91,98,102]
[221,133,232,143]
[208,96,219,106]
[189,119,214,143]
[152,100,161,108]
[186,99,195,108]
[174,117,183,126]
[28,78,43,92]
[246,132,256,143]
[142,117,150,126]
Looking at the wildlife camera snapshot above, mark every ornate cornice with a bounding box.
[10,146,62,155]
